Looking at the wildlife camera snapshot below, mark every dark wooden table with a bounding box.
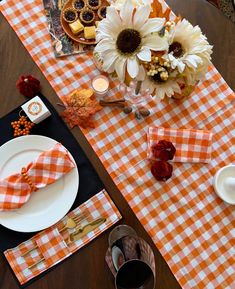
[0,0,234,288]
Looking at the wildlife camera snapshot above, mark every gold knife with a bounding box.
[69,217,106,242]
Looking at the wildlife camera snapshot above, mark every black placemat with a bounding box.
[0,94,104,252]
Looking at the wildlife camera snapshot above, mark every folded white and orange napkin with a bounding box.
[147,127,213,163]
[4,190,122,285]
[0,143,75,211]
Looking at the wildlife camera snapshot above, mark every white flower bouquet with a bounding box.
[94,0,213,100]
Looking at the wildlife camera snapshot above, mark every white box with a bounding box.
[21,96,51,124]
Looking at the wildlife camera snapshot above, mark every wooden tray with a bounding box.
[60,0,109,45]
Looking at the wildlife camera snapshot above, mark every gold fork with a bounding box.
[59,213,88,232]
[27,217,106,270]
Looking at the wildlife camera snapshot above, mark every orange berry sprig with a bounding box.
[11,116,34,137]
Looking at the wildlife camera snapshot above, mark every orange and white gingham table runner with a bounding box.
[147,127,213,163]
[1,0,235,288]
[4,189,122,285]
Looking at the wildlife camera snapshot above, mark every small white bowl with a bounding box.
[213,165,235,205]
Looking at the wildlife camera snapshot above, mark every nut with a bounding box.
[123,106,132,114]
[139,108,150,117]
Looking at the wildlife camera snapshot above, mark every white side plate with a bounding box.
[0,135,79,232]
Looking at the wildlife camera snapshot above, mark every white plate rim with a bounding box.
[0,135,79,232]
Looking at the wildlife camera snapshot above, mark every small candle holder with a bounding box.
[213,165,235,205]
[91,75,109,98]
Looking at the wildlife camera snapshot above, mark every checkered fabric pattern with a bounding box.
[138,237,156,273]
[0,142,75,211]
[59,189,122,253]
[36,228,70,267]
[4,189,122,285]
[1,0,235,288]
[115,103,235,289]
[147,127,213,163]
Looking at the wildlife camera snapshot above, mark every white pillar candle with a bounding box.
[91,75,109,98]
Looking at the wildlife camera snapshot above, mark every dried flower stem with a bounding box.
[135,81,142,95]
[99,100,126,108]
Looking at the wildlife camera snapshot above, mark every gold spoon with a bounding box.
[59,218,77,232]
[60,213,87,232]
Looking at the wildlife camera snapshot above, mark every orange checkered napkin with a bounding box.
[0,142,75,211]
[4,190,122,285]
[59,189,122,254]
[147,127,213,163]
[36,228,71,267]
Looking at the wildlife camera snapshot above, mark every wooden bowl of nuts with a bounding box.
[60,0,109,45]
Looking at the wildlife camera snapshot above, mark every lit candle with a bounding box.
[91,75,109,98]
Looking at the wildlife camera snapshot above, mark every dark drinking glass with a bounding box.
[106,225,156,289]
[115,259,155,289]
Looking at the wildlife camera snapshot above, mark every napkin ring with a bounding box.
[11,111,34,137]
[21,167,37,192]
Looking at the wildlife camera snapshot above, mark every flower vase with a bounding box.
[172,83,196,100]
[119,81,152,119]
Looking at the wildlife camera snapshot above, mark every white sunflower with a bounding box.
[95,0,168,82]
[163,19,213,75]
[110,0,153,10]
[141,75,182,99]
[184,55,211,85]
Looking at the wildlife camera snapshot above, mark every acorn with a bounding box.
[123,106,132,114]
[139,108,150,117]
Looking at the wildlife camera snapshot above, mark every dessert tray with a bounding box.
[61,0,109,45]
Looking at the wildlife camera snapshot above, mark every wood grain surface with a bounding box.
[0,0,234,288]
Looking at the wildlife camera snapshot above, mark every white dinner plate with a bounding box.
[0,135,79,232]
